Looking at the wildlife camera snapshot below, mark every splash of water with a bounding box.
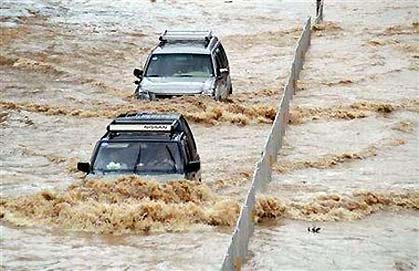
[0,96,277,126]
[2,176,417,234]
[289,99,419,124]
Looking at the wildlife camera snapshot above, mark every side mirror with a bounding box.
[77,162,90,173]
[185,160,200,173]
[133,68,143,79]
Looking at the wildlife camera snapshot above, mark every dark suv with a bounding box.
[77,113,201,181]
[133,30,232,101]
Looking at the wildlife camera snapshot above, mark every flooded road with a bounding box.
[245,0,419,270]
[246,212,419,271]
[1,0,314,270]
[1,0,418,270]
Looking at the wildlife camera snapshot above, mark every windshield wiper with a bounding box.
[147,74,160,77]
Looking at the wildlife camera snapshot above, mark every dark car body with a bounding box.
[77,113,201,181]
[133,30,232,101]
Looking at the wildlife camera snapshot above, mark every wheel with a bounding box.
[213,88,221,101]
[137,92,154,100]
[137,93,149,100]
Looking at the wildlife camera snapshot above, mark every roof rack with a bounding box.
[107,122,176,133]
[115,112,181,122]
[107,112,180,133]
[159,30,213,45]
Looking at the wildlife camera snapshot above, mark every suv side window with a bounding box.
[181,137,191,163]
[180,118,197,158]
[214,52,223,75]
[218,44,229,68]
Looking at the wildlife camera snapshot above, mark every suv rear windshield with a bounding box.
[145,53,213,77]
[93,142,183,174]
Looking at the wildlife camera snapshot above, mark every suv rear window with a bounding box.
[145,53,213,77]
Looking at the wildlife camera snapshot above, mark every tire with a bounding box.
[214,88,221,101]
[137,93,148,100]
[137,92,154,100]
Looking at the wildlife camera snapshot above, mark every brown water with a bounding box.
[0,0,314,269]
[245,211,419,271]
[244,0,419,270]
[1,0,418,270]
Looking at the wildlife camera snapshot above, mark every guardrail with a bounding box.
[221,16,313,271]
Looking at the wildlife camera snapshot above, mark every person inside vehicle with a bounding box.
[136,143,177,173]
[93,143,134,171]
[105,149,129,170]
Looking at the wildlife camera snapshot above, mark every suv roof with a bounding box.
[102,112,185,141]
[111,112,182,125]
[152,30,219,55]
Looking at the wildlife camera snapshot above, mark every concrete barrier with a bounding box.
[221,16,313,271]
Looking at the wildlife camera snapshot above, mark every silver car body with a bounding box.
[134,31,232,100]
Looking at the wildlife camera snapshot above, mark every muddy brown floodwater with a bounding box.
[244,0,419,270]
[0,0,313,270]
[1,0,418,270]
